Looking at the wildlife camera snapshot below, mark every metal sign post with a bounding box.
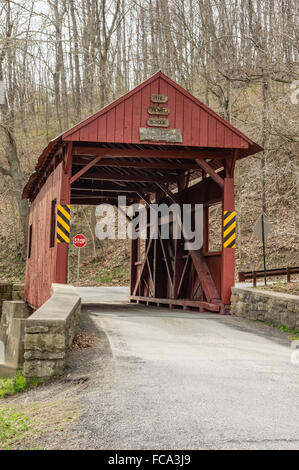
[261,213,267,285]
[67,248,72,283]
[73,234,87,285]
[77,247,81,284]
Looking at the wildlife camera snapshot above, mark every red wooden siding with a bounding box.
[24,162,63,308]
[63,72,250,149]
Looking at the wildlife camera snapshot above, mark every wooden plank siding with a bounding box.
[63,72,251,149]
[24,162,63,308]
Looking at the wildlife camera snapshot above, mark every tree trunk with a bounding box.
[0,0,29,258]
[1,126,29,254]
[69,0,81,122]
[261,75,268,214]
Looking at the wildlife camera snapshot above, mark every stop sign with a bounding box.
[73,234,87,248]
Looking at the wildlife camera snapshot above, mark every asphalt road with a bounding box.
[72,290,299,450]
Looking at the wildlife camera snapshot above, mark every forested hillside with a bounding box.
[0,0,298,284]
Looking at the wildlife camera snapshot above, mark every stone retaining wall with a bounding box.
[0,283,24,317]
[231,287,299,329]
[24,284,81,378]
[0,283,13,318]
[0,301,30,368]
[12,284,25,301]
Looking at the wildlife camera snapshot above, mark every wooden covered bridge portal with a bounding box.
[22,72,262,313]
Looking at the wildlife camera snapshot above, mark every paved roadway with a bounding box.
[73,287,299,450]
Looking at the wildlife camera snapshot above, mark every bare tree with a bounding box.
[0,0,29,256]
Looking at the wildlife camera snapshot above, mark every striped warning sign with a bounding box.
[223,210,236,248]
[57,204,70,243]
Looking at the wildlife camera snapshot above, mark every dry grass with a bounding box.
[0,400,81,450]
[258,280,299,296]
[71,332,99,350]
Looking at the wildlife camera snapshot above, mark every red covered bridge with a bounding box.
[22,72,262,313]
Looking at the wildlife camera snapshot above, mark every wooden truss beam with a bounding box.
[71,196,139,205]
[195,159,224,188]
[132,237,154,296]
[64,142,73,174]
[72,146,231,160]
[75,170,177,184]
[72,157,201,171]
[156,182,178,204]
[188,249,220,303]
[70,156,102,184]
[130,296,220,313]
[225,149,239,178]
[150,183,220,303]
[176,254,190,299]
[136,192,152,206]
[72,180,157,193]
[158,234,174,288]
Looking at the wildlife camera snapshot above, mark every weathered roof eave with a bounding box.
[22,136,62,200]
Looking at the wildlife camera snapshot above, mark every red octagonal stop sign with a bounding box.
[73,234,87,248]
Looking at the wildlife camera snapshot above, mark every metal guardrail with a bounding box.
[238,267,299,287]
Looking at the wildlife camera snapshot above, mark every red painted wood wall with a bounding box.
[63,74,249,150]
[24,162,63,308]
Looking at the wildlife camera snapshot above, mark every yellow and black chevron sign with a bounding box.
[223,210,236,248]
[57,204,70,243]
